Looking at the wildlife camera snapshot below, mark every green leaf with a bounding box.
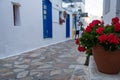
[104,25,114,34]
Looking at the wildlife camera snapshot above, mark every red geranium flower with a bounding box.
[107,33,119,44]
[85,20,101,33]
[76,17,120,53]
[89,23,95,29]
[98,34,107,43]
[112,17,119,24]
[78,46,86,52]
[91,20,101,26]
[114,23,120,32]
[85,26,92,33]
[96,27,105,35]
[75,39,79,45]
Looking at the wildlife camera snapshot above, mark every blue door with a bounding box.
[66,14,70,38]
[42,0,52,38]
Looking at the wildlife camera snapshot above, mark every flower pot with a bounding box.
[92,45,120,74]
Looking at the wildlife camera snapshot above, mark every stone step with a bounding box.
[88,56,120,80]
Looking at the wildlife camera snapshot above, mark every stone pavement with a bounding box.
[0,40,89,80]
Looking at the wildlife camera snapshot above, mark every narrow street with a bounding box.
[0,40,88,80]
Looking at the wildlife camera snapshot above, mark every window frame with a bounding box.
[12,2,21,26]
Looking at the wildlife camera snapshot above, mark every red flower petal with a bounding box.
[98,34,107,43]
[96,27,104,35]
[114,23,120,32]
[78,46,86,52]
[112,17,119,24]
[75,39,79,45]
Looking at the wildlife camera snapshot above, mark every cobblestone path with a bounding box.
[0,40,88,80]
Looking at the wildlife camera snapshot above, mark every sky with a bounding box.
[85,0,103,17]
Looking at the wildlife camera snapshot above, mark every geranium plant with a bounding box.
[75,17,120,65]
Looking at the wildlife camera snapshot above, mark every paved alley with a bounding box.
[0,40,88,80]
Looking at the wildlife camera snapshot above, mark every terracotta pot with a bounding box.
[92,45,120,74]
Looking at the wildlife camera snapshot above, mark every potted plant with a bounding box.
[75,17,120,74]
[63,11,67,19]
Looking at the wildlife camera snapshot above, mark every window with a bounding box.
[13,4,20,26]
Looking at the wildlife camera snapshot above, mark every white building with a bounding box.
[103,0,120,25]
[62,0,86,39]
[0,0,74,59]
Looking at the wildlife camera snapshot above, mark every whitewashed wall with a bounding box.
[103,0,117,25]
[0,0,72,59]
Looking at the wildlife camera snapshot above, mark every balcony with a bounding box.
[62,0,85,3]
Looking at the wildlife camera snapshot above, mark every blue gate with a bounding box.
[66,14,70,38]
[42,0,52,38]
